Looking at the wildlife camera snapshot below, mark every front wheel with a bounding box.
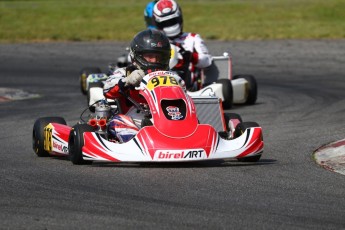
[68,124,94,165]
[79,67,102,95]
[234,121,260,138]
[224,113,242,132]
[234,121,262,162]
[216,79,233,109]
[32,117,66,157]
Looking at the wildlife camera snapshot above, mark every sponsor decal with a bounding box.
[166,106,183,120]
[151,42,163,48]
[154,149,205,160]
[147,71,176,77]
[53,141,68,153]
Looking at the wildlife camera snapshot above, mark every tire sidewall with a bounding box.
[79,67,102,95]
[69,124,94,165]
[32,117,66,157]
[234,121,260,138]
[216,79,233,109]
[233,74,257,105]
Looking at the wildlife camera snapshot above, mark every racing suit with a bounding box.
[170,32,212,89]
[88,64,188,143]
[103,66,147,113]
[89,66,147,143]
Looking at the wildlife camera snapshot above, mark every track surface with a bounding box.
[1,40,345,229]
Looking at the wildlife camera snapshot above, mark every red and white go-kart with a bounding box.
[34,71,263,165]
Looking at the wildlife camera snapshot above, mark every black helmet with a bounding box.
[130,29,171,72]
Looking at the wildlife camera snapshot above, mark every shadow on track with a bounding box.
[90,158,277,168]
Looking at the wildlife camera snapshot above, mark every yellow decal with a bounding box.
[43,123,53,152]
[147,76,179,90]
[171,48,175,59]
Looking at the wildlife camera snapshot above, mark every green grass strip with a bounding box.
[1,0,344,42]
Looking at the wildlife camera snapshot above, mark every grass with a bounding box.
[0,0,344,43]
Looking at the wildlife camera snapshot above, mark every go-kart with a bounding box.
[34,71,263,164]
[79,45,257,109]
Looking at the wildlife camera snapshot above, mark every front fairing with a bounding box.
[139,71,198,138]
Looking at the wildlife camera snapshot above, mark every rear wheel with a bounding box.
[216,79,233,109]
[224,113,242,131]
[233,74,257,105]
[69,124,94,165]
[32,117,66,157]
[79,67,102,95]
[234,122,261,162]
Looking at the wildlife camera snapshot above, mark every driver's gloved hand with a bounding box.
[123,69,145,87]
[181,50,192,62]
[174,42,192,62]
[118,79,128,93]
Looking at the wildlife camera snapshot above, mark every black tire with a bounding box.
[79,67,102,95]
[218,131,229,139]
[69,124,94,165]
[216,78,233,109]
[224,113,243,131]
[234,122,261,162]
[32,117,67,157]
[237,154,261,162]
[233,74,257,105]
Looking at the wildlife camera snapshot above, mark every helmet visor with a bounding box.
[143,53,165,63]
[155,17,180,30]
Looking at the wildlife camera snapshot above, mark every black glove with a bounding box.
[118,79,128,93]
[181,50,192,63]
[174,42,192,62]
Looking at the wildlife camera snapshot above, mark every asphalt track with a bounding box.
[0,40,345,229]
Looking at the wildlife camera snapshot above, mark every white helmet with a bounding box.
[153,0,183,38]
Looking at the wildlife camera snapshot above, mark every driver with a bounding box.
[103,29,171,111]
[152,0,212,89]
[90,29,172,142]
[144,0,158,29]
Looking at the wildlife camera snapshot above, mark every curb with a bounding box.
[314,139,345,176]
[0,88,40,102]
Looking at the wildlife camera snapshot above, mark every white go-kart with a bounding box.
[79,46,257,109]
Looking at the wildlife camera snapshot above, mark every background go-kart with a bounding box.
[1,0,345,229]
